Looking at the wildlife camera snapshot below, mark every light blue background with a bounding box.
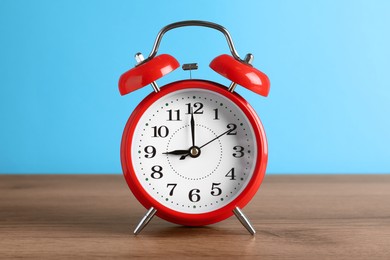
[1,0,389,174]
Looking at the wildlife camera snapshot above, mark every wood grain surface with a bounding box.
[0,174,389,259]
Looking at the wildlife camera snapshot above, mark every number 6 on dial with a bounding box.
[118,21,270,235]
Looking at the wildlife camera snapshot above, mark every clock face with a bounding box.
[128,84,260,215]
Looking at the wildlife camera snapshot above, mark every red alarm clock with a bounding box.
[118,21,270,235]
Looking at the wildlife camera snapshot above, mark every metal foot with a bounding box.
[134,207,157,235]
[233,207,256,235]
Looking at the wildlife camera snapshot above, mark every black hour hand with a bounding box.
[163,150,189,155]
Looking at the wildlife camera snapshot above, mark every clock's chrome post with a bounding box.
[227,82,237,93]
[233,207,256,235]
[133,207,157,235]
[134,52,160,93]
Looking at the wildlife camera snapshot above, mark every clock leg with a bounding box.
[133,207,157,235]
[233,207,256,235]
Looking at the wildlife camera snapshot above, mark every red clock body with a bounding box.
[121,80,268,226]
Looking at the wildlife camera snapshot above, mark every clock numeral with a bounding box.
[167,109,181,121]
[166,183,177,196]
[232,146,244,158]
[211,183,222,196]
[152,126,169,138]
[186,102,204,114]
[188,188,201,202]
[144,145,156,158]
[151,165,163,179]
[227,123,237,135]
[213,108,219,120]
[225,167,236,180]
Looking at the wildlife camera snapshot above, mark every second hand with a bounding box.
[179,128,232,160]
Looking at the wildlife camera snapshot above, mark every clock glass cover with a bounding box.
[130,87,257,214]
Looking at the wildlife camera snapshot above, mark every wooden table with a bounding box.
[1,175,389,259]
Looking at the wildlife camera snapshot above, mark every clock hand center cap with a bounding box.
[189,146,201,158]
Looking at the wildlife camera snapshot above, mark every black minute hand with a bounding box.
[190,110,195,147]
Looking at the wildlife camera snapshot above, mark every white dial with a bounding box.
[131,88,257,214]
